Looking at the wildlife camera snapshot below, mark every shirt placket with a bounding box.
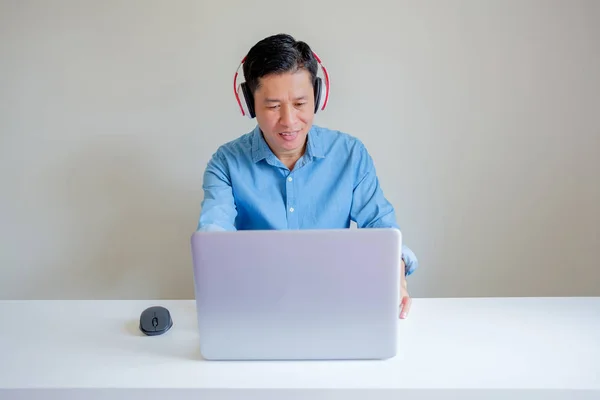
[285,171,299,229]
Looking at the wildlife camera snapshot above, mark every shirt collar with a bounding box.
[251,125,272,163]
[306,125,325,159]
[251,125,325,163]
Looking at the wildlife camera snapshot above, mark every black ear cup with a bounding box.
[313,77,323,114]
[240,82,255,118]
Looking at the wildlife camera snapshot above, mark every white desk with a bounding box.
[1,297,599,400]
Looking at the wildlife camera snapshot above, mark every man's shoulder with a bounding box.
[312,125,368,156]
[210,129,254,160]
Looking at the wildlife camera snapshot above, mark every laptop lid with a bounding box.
[190,228,402,360]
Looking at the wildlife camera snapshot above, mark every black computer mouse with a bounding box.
[139,306,173,336]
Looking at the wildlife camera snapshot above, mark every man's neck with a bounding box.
[260,130,308,170]
[277,143,306,170]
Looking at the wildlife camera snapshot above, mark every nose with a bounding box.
[279,104,297,127]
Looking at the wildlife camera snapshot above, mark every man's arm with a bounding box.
[349,141,419,277]
[197,151,238,232]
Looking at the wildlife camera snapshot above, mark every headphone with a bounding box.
[233,51,330,118]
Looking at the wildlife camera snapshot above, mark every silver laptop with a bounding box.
[190,228,402,361]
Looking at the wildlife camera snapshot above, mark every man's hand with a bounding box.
[400,259,411,319]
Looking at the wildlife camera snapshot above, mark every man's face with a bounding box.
[253,69,315,159]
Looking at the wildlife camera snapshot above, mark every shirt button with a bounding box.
[289,207,294,212]
[287,176,293,182]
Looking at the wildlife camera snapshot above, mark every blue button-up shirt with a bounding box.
[197,124,418,276]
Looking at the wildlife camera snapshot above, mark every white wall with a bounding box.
[1,0,598,300]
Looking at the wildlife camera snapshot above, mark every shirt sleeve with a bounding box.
[350,141,419,276]
[197,151,238,232]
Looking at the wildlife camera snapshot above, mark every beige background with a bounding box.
[1,0,598,299]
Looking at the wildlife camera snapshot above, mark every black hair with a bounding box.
[242,33,318,95]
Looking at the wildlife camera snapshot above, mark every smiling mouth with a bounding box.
[279,131,299,141]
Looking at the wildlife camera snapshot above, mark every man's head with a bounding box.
[241,34,320,163]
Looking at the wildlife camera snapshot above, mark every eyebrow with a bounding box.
[263,96,308,103]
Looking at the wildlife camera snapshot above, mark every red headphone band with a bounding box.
[233,51,330,116]
[311,51,330,111]
[233,56,247,116]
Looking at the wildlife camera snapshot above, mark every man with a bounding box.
[197,33,418,318]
